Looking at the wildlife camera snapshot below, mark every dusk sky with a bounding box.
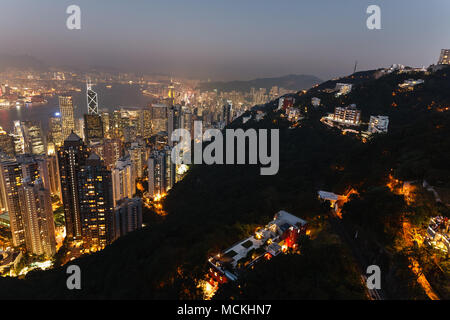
[0,0,448,80]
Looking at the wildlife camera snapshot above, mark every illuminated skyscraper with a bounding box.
[74,117,85,141]
[128,142,145,179]
[168,106,181,147]
[0,127,14,157]
[78,153,115,251]
[84,114,104,144]
[141,108,152,139]
[12,121,25,154]
[37,155,61,198]
[0,160,25,247]
[19,121,46,155]
[168,79,175,105]
[181,108,194,137]
[48,114,63,149]
[101,111,111,138]
[148,147,175,197]
[110,110,123,139]
[223,101,233,125]
[87,80,99,115]
[149,104,168,135]
[18,154,40,182]
[111,155,135,207]
[58,132,89,242]
[18,178,56,256]
[92,139,123,169]
[59,95,76,141]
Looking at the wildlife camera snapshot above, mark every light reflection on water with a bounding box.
[0,83,155,131]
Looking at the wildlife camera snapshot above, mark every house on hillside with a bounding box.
[207,211,307,284]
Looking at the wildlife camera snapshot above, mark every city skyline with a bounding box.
[0,1,448,304]
[0,1,449,80]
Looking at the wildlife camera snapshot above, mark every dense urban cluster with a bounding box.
[0,68,297,276]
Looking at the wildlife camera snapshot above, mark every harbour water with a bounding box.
[0,83,155,132]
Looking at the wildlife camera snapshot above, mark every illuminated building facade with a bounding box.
[150,104,168,135]
[368,115,389,134]
[0,160,25,247]
[0,127,14,157]
[147,147,175,197]
[168,106,181,147]
[128,142,146,179]
[208,211,307,284]
[333,105,361,125]
[48,115,63,149]
[78,153,115,251]
[18,178,56,256]
[101,112,111,138]
[141,108,152,139]
[58,95,76,141]
[19,121,46,155]
[37,155,61,198]
[111,155,135,207]
[102,138,123,169]
[335,83,353,96]
[87,81,99,115]
[58,132,89,242]
[438,49,450,65]
[222,101,233,125]
[84,114,104,144]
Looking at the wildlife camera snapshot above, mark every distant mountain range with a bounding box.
[197,74,322,92]
[0,54,47,72]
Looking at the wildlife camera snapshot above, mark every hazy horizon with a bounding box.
[1,0,449,81]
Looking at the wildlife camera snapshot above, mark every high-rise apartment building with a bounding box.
[181,108,194,137]
[0,156,56,256]
[112,155,135,207]
[58,132,89,242]
[148,147,175,197]
[59,95,76,141]
[18,155,40,182]
[90,138,124,170]
[110,110,123,140]
[0,160,25,247]
[114,197,142,239]
[333,105,361,125]
[74,118,85,141]
[18,178,56,256]
[12,121,25,154]
[78,153,115,251]
[19,121,46,155]
[128,142,145,179]
[0,127,14,157]
[168,106,181,147]
[101,112,111,138]
[222,101,233,125]
[150,104,168,134]
[37,155,61,198]
[84,114,104,144]
[48,115,63,150]
[141,108,152,139]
